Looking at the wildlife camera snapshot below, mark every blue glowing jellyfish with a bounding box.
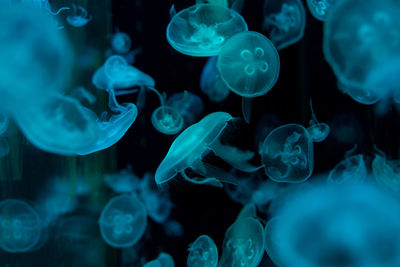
[218,217,265,267]
[0,199,41,253]
[306,100,330,142]
[166,91,204,126]
[163,220,184,238]
[306,0,335,21]
[66,4,91,27]
[372,153,400,192]
[260,123,314,183]
[112,32,132,54]
[99,195,147,248]
[328,149,367,185]
[337,80,381,105]
[265,182,400,267]
[262,0,306,50]
[166,4,248,57]
[104,167,141,194]
[200,56,230,103]
[144,252,175,267]
[217,31,280,98]
[187,235,218,267]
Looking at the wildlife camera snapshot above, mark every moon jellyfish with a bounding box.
[337,80,381,105]
[262,0,306,50]
[200,56,230,102]
[144,252,175,267]
[112,32,132,54]
[66,4,91,27]
[265,182,400,267]
[306,100,330,142]
[187,235,218,267]
[104,167,141,194]
[0,199,41,253]
[306,0,335,21]
[155,112,257,187]
[328,153,367,185]
[217,31,280,98]
[99,195,147,248]
[218,217,265,267]
[372,153,400,192]
[166,91,204,126]
[166,4,248,57]
[260,124,314,183]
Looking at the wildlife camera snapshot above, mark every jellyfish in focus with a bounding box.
[187,235,218,267]
[218,217,265,267]
[66,4,91,27]
[262,0,306,50]
[200,56,230,102]
[166,4,248,57]
[265,182,400,267]
[306,0,335,21]
[112,32,132,54]
[372,153,400,192]
[104,167,141,194]
[328,153,367,185]
[306,100,330,142]
[99,195,147,248]
[0,199,41,253]
[166,91,204,126]
[260,123,314,183]
[217,31,280,98]
[144,252,175,267]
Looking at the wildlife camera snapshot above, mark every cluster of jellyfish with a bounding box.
[2,0,400,266]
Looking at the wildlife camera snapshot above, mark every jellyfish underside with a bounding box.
[187,235,218,267]
[151,106,184,135]
[328,155,367,185]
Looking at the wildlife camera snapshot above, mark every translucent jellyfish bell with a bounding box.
[306,0,335,21]
[306,100,330,142]
[372,153,400,192]
[200,56,230,103]
[217,31,280,98]
[151,106,184,135]
[104,167,141,194]
[66,4,91,27]
[337,80,381,105]
[262,0,306,50]
[166,4,248,57]
[260,123,314,183]
[166,91,204,126]
[99,195,147,248]
[112,32,132,54]
[187,235,218,267]
[328,154,367,185]
[144,252,175,267]
[0,199,41,253]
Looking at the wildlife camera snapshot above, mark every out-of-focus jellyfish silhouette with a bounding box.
[166,4,248,57]
[262,0,306,50]
[66,4,91,27]
[144,252,175,267]
[155,112,257,187]
[200,56,230,102]
[166,91,204,127]
[217,31,280,98]
[265,182,400,267]
[187,234,218,267]
[323,0,400,101]
[254,114,282,152]
[196,0,228,7]
[139,173,173,223]
[372,153,400,192]
[163,220,184,238]
[306,0,335,21]
[112,32,132,54]
[104,166,141,194]
[218,217,265,267]
[99,195,147,248]
[306,100,330,142]
[0,199,41,253]
[260,123,314,183]
[337,80,381,105]
[330,113,363,145]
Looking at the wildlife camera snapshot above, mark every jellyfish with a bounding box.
[0,199,41,253]
[155,112,259,187]
[111,32,132,54]
[104,166,141,194]
[163,220,184,238]
[262,0,306,50]
[66,4,91,27]
[98,195,147,248]
[337,80,381,105]
[139,173,173,223]
[372,153,400,192]
[254,114,282,152]
[265,182,400,267]
[218,217,265,267]
[166,91,204,126]
[166,4,248,57]
[187,235,218,267]
[330,113,363,145]
[306,0,335,21]
[306,100,330,142]
[200,56,230,103]
[144,253,175,267]
[217,31,280,98]
[260,123,314,183]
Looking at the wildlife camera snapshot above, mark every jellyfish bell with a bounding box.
[151,106,184,135]
[111,32,132,54]
[187,235,218,267]
[66,4,91,28]
[337,80,381,105]
[144,253,175,267]
[200,56,230,103]
[166,91,204,126]
[306,0,335,21]
[328,154,367,185]
[372,153,400,192]
[306,100,330,143]
[166,4,248,57]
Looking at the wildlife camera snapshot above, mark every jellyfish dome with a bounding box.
[327,154,367,185]
[217,31,280,98]
[112,32,132,54]
[144,253,175,267]
[0,199,41,253]
[166,91,204,126]
[306,0,335,21]
[200,56,230,103]
[151,106,184,135]
[166,4,248,57]
[187,235,218,267]
[372,154,400,192]
[98,195,147,248]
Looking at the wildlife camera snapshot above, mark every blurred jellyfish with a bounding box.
[254,114,282,152]
[187,235,218,267]
[155,112,258,187]
[337,80,381,105]
[166,4,248,57]
[306,100,330,142]
[99,195,147,248]
[323,0,400,101]
[330,113,363,145]
[262,0,306,50]
[0,199,41,253]
[328,152,367,185]
[167,91,204,126]
[260,123,314,183]
[265,182,400,267]
[139,173,173,223]
[224,172,261,205]
[218,217,265,267]
[144,252,175,267]
[112,32,132,54]
[306,0,335,21]
[372,153,400,192]
[217,31,280,98]
[163,220,184,238]
[66,4,91,27]
[104,167,141,194]
[200,56,230,102]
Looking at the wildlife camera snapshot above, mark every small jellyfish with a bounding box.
[166,4,248,57]
[262,0,306,50]
[166,91,204,126]
[260,123,314,183]
[200,56,230,103]
[104,166,141,194]
[306,100,330,142]
[328,153,367,185]
[217,31,280,98]
[112,32,132,54]
[187,235,218,267]
[66,4,91,27]
[0,199,41,253]
[218,217,265,267]
[163,220,184,238]
[372,153,400,192]
[144,252,175,267]
[99,195,147,248]
[306,0,335,21]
